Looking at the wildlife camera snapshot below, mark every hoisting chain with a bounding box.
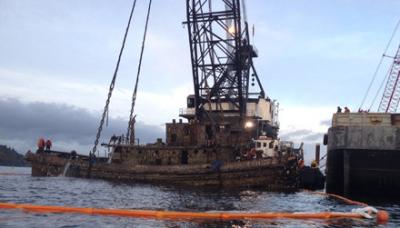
[127,0,153,144]
[91,0,138,156]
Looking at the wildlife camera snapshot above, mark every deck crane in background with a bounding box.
[378,45,400,112]
[358,20,400,113]
[359,19,400,113]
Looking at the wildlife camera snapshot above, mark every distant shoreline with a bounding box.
[0,145,30,167]
[0,164,31,168]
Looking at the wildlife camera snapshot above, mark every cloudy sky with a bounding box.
[0,0,399,162]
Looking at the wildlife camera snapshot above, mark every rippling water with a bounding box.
[0,166,399,227]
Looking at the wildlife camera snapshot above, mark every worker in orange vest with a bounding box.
[248,147,257,159]
[298,159,305,168]
[45,139,52,151]
[37,138,45,152]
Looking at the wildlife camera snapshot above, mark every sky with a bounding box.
[0,0,399,162]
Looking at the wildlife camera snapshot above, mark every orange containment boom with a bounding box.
[0,202,388,223]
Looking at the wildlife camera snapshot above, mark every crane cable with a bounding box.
[359,18,400,110]
[91,0,138,157]
[241,0,248,24]
[127,0,153,144]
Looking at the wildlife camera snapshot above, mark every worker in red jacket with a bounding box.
[45,139,52,151]
[37,138,45,152]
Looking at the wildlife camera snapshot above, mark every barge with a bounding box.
[325,112,400,197]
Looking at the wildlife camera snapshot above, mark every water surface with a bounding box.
[0,166,398,227]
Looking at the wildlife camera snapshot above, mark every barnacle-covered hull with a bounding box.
[26,149,300,190]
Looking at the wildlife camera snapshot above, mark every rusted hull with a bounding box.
[26,152,299,190]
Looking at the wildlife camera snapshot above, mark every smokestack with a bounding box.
[315,143,321,164]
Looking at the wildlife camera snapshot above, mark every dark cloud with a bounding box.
[0,98,163,153]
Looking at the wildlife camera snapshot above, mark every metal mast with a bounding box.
[185,0,264,120]
[378,45,400,113]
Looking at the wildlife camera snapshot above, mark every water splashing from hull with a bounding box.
[62,161,71,177]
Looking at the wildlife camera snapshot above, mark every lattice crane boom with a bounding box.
[185,0,264,120]
[378,45,400,113]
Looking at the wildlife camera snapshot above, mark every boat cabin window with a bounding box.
[171,134,177,143]
[269,142,274,149]
[263,143,267,148]
[184,127,190,135]
[187,97,195,108]
[257,142,261,148]
[206,125,213,140]
[181,150,188,164]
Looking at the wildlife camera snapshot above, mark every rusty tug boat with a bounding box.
[26,0,303,190]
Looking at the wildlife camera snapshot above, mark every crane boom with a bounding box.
[378,45,400,113]
[185,0,264,120]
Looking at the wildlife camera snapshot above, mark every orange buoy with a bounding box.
[376,210,389,224]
